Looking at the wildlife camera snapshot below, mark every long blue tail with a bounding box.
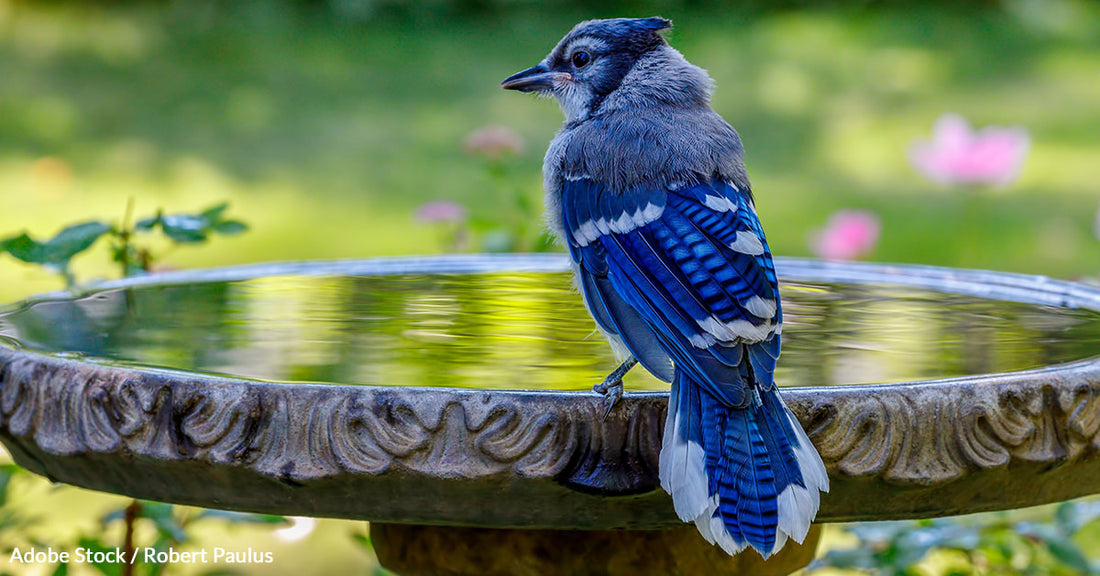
[659,359,829,558]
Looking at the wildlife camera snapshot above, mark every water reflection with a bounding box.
[1,272,1098,390]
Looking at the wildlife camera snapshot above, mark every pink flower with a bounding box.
[463,126,524,160]
[909,114,1030,187]
[810,210,881,261]
[415,200,467,224]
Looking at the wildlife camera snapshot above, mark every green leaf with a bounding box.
[1055,502,1077,535]
[891,534,936,569]
[193,510,286,525]
[0,509,24,532]
[100,509,126,524]
[0,234,40,263]
[1044,536,1092,573]
[145,555,166,576]
[199,203,230,221]
[50,562,68,576]
[0,464,21,507]
[1,221,111,267]
[159,214,210,244]
[350,532,372,549]
[814,548,877,570]
[213,220,248,235]
[76,538,122,576]
[1018,521,1093,573]
[50,221,113,254]
[134,214,161,231]
[1055,500,1100,535]
[140,502,188,543]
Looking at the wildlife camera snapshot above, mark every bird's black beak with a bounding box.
[501,63,563,93]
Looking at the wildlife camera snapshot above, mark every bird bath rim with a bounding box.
[1,254,1099,528]
[4,252,1096,394]
[10,252,1097,317]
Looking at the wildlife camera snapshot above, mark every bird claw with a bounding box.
[593,376,624,419]
[593,356,637,418]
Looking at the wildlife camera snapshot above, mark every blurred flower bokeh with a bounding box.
[459,125,548,253]
[415,200,471,252]
[463,125,525,161]
[810,210,881,261]
[909,114,1031,188]
[415,200,468,224]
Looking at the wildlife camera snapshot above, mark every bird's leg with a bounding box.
[593,356,638,418]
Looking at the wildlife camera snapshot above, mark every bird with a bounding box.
[501,17,829,558]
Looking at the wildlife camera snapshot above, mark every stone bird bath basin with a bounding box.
[2,254,1100,575]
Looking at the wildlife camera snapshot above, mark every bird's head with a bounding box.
[501,17,675,122]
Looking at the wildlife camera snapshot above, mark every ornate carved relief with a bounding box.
[792,362,1100,487]
[2,346,1100,526]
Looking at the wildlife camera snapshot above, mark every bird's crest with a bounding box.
[565,17,671,45]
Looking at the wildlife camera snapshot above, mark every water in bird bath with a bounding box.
[2,270,1098,390]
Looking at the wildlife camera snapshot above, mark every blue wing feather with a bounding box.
[559,175,816,557]
[559,176,782,407]
[667,194,775,306]
[563,182,675,381]
[653,211,761,324]
[584,271,675,381]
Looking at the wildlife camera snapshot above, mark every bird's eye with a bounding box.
[571,51,592,68]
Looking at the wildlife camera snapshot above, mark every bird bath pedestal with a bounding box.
[2,255,1100,576]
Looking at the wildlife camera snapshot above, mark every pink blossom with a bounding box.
[463,126,525,160]
[415,200,467,224]
[810,210,881,261]
[909,114,1030,187]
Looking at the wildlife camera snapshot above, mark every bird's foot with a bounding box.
[592,377,624,419]
[593,357,637,419]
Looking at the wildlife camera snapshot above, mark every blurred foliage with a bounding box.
[0,464,38,554]
[462,128,555,253]
[348,533,395,576]
[0,221,111,286]
[280,0,1017,23]
[0,461,373,576]
[0,194,274,576]
[0,202,247,287]
[78,501,285,576]
[134,203,248,246]
[2,0,1099,304]
[810,500,1100,576]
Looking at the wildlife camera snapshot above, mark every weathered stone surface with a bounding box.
[371,524,822,576]
[0,256,1099,528]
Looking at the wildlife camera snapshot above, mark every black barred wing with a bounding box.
[560,178,782,405]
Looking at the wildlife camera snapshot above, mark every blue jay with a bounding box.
[502,17,828,558]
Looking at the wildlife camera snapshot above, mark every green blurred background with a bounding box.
[2,0,1099,573]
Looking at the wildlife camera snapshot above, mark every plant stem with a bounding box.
[118,198,136,278]
[122,499,142,576]
[61,267,76,290]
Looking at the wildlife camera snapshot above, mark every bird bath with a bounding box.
[2,254,1100,576]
